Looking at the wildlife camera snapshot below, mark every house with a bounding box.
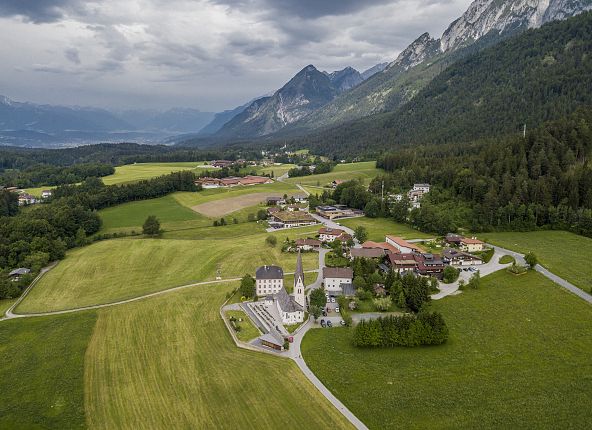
[459,237,485,253]
[270,211,317,228]
[445,233,463,245]
[442,248,483,266]
[267,206,281,216]
[295,238,321,251]
[315,205,362,220]
[41,190,53,199]
[211,160,234,168]
[9,267,31,281]
[350,247,385,260]
[331,179,346,188]
[220,177,242,187]
[413,183,430,193]
[387,253,418,273]
[323,267,354,296]
[18,193,37,206]
[286,204,308,212]
[385,236,421,254]
[195,177,222,188]
[256,265,284,297]
[318,227,345,242]
[239,175,273,186]
[266,196,284,206]
[415,253,445,277]
[361,240,399,254]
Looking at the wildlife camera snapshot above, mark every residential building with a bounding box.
[323,267,354,296]
[41,190,53,199]
[315,205,363,220]
[256,265,284,296]
[9,267,31,281]
[210,160,234,168]
[267,206,281,216]
[415,253,445,277]
[266,196,284,206]
[18,193,37,206]
[295,238,321,251]
[331,179,346,188]
[269,211,317,228]
[413,183,431,193]
[385,236,421,254]
[459,237,485,253]
[442,248,483,266]
[387,253,418,273]
[445,233,463,245]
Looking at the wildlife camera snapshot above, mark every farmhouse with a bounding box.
[41,190,53,199]
[195,175,273,189]
[445,233,463,245]
[256,265,284,296]
[442,248,483,266]
[270,211,317,228]
[385,236,422,254]
[9,267,31,281]
[323,267,354,296]
[18,193,37,206]
[210,160,234,168]
[387,253,418,273]
[415,253,445,276]
[331,179,346,188]
[459,237,485,252]
[315,205,362,220]
[318,227,348,242]
[295,238,321,251]
[266,196,284,205]
[239,175,273,186]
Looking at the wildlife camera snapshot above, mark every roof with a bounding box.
[350,248,385,259]
[295,238,321,246]
[317,205,338,211]
[319,227,344,236]
[267,206,281,213]
[323,267,353,279]
[255,265,283,280]
[414,183,430,187]
[460,237,484,245]
[387,253,417,267]
[442,248,482,261]
[266,196,283,201]
[272,211,316,222]
[240,175,272,185]
[386,236,421,251]
[259,332,284,346]
[294,251,305,287]
[9,268,31,276]
[276,287,304,313]
[362,241,399,254]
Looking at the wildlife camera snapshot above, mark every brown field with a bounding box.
[191,192,277,217]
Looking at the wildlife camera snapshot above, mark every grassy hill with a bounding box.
[302,270,592,428]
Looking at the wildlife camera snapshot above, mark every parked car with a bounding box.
[331,297,336,303]
[320,319,326,327]
[327,320,333,327]
[335,307,340,313]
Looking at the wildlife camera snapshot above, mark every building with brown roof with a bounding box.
[295,238,321,251]
[385,236,422,254]
[270,211,317,228]
[350,247,385,259]
[459,237,485,252]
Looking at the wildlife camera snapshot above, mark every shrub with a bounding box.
[499,255,515,264]
[142,215,161,236]
[442,266,460,284]
[373,297,392,312]
[525,252,538,269]
[265,235,278,247]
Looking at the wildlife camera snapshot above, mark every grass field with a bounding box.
[101,162,201,185]
[338,217,434,241]
[0,312,97,429]
[285,161,382,187]
[18,227,319,313]
[225,310,261,342]
[0,299,15,315]
[302,271,592,429]
[483,230,592,291]
[84,283,352,429]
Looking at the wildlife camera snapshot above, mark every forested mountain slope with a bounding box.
[291,11,592,157]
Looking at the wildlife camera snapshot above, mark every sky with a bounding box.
[0,0,473,112]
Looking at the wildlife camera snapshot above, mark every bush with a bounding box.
[508,263,528,275]
[442,266,460,284]
[373,297,392,312]
[352,312,449,348]
[525,252,538,269]
[142,215,161,236]
[265,235,278,247]
[499,255,515,264]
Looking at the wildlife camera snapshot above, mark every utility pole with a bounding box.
[381,180,384,202]
[523,123,526,138]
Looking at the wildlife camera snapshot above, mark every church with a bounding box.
[257,252,306,325]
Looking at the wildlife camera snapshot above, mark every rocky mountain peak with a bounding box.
[389,32,440,71]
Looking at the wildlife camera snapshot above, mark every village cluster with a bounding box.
[0,186,52,205]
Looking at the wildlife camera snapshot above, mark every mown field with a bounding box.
[302,270,592,429]
[483,230,592,291]
[0,298,15,315]
[338,217,434,241]
[0,312,97,429]
[17,225,320,313]
[101,162,202,185]
[84,283,352,429]
[285,161,382,187]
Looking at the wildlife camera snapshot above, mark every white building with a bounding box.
[319,227,345,242]
[256,265,284,296]
[385,235,421,254]
[413,183,430,193]
[323,267,354,296]
[41,190,53,199]
[459,237,485,253]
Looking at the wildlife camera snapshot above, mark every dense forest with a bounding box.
[282,11,592,158]
[375,109,592,236]
[0,163,114,188]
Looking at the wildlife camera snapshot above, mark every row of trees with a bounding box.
[352,312,448,347]
[0,163,114,188]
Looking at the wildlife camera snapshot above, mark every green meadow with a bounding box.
[338,216,434,241]
[302,270,592,429]
[285,161,383,187]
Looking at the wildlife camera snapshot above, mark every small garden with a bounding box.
[226,310,260,342]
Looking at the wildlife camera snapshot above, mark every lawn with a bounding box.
[338,217,434,241]
[483,230,592,291]
[0,311,97,429]
[0,298,15,315]
[99,194,209,232]
[302,271,592,429]
[101,162,201,185]
[17,228,319,313]
[84,283,352,429]
[225,310,260,342]
[285,161,382,187]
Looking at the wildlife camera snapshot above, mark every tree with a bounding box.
[353,275,367,291]
[310,288,327,309]
[525,252,538,269]
[266,235,277,247]
[74,227,88,247]
[442,266,460,284]
[257,209,267,220]
[353,226,368,243]
[468,272,481,289]
[142,216,161,236]
[396,291,406,309]
[239,274,256,298]
[310,305,322,321]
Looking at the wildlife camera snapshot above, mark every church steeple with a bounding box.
[293,250,306,308]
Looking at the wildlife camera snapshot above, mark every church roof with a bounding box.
[276,287,304,313]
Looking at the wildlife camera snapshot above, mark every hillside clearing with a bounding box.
[285,161,382,187]
[338,217,434,241]
[191,192,278,217]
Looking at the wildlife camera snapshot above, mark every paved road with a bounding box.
[492,245,592,304]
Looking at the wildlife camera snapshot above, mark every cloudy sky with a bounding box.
[0,0,472,112]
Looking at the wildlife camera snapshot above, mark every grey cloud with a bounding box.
[65,48,81,64]
[0,0,81,23]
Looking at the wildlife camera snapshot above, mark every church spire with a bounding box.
[293,250,305,308]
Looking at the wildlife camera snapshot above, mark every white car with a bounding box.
[331,298,336,303]
[335,307,340,313]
